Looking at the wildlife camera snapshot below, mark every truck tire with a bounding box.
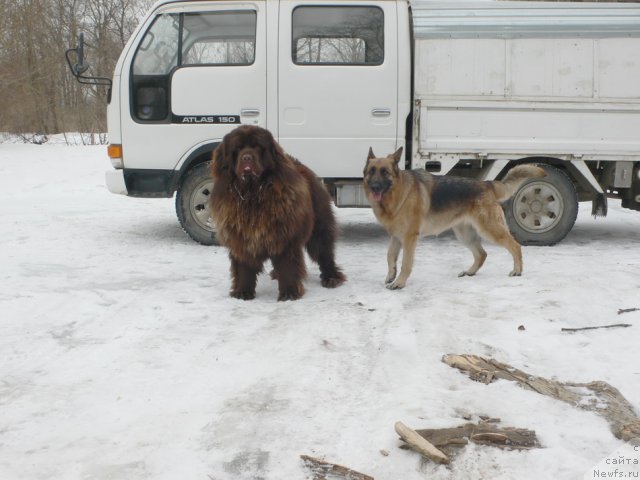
[504,165,578,246]
[175,162,218,245]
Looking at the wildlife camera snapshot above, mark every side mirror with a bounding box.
[74,33,90,75]
[65,32,112,88]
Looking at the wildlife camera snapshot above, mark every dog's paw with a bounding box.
[458,270,475,278]
[385,270,397,285]
[386,280,405,290]
[321,272,346,288]
[278,284,305,301]
[231,290,256,300]
[509,270,522,277]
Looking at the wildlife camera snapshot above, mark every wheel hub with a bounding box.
[530,199,543,214]
[190,179,215,232]
[512,181,564,234]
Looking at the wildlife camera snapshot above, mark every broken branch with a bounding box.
[442,354,640,441]
[561,323,631,332]
[394,421,450,464]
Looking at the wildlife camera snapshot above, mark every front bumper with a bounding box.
[105,168,177,198]
[106,169,128,195]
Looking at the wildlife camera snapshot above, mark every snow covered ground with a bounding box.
[0,142,639,480]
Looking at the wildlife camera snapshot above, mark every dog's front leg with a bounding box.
[385,236,402,285]
[387,233,418,290]
[230,255,262,300]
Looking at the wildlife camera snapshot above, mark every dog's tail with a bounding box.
[493,165,547,202]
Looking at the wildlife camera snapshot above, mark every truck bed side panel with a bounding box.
[411,1,640,162]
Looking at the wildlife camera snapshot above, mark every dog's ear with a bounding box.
[266,134,287,170]
[364,147,376,175]
[250,126,287,173]
[367,147,376,161]
[210,142,228,179]
[392,147,403,165]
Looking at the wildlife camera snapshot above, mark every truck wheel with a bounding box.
[504,165,578,246]
[175,162,218,245]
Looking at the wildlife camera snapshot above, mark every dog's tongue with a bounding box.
[372,192,383,202]
[240,165,254,181]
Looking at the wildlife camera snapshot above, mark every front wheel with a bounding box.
[175,162,218,245]
[504,165,578,246]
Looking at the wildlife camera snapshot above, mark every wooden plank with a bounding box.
[394,421,450,464]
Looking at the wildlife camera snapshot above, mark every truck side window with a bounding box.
[130,10,257,122]
[292,6,384,65]
[182,11,256,66]
[133,14,180,75]
[131,13,179,121]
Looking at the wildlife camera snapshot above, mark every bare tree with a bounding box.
[0,0,151,142]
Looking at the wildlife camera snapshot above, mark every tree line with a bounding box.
[0,0,152,142]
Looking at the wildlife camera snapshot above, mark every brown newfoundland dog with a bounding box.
[209,125,346,301]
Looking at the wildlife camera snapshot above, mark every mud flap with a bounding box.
[592,192,608,217]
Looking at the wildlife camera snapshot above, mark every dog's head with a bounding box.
[363,147,403,203]
[211,125,285,182]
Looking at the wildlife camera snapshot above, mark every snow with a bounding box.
[0,142,639,480]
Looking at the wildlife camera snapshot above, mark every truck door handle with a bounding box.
[372,108,391,117]
[240,108,260,117]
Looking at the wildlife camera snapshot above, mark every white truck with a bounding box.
[67,0,640,246]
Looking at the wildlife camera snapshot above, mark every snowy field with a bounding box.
[1,142,639,480]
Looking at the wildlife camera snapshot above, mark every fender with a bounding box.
[170,141,220,194]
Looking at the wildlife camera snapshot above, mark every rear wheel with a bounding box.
[504,165,578,246]
[175,162,218,245]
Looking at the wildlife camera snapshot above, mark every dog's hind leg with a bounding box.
[385,236,401,285]
[305,189,346,288]
[272,246,307,301]
[305,230,346,288]
[453,224,487,277]
[473,208,523,276]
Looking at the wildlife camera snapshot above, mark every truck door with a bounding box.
[278,2,399,178]
[120,1,267,172]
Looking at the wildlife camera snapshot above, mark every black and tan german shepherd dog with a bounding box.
[363,147,546,289]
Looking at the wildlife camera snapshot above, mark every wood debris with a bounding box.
[301,455,373,480]
[415,417,541,453]
[395,421,449,464]
[561,323,631,332]
[396,417,540,463]
[442,354,640,441]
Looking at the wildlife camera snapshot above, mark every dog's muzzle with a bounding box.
[368,181,389,202]
[238,155,259,180]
